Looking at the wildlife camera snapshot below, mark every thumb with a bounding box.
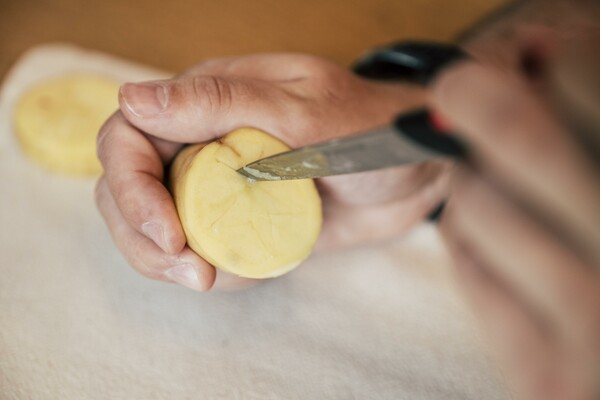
[118,75,293,143]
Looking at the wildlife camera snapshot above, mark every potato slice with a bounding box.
[13,74,120,176]
[170,128,322,279]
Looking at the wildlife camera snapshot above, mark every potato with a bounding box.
[13,74,120,176]
[170,128,322,279]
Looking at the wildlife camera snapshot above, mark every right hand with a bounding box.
[95,53,450,291]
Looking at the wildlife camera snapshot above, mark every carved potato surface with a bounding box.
[170,128,322,279]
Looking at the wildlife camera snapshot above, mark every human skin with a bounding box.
[96,0,600,397]
[434,62,600,399]
[95,55,449,291]
[432,1,600,398]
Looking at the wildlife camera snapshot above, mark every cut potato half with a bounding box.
[13,74,120,176]
[170,128,322,279]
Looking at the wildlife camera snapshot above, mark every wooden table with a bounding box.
[1,0,505,78]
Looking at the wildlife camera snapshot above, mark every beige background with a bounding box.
[1,0,505,78]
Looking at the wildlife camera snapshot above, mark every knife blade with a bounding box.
[237,108,465,181]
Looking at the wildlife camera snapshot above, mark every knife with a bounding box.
[238,41,468,181]
[237,108,466,181]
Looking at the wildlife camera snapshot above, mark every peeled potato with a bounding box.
[13,74,120,176]
[170,128,322,279]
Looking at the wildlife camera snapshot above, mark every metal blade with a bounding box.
[237,125,442,181]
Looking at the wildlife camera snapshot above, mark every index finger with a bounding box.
[97,111,186,254]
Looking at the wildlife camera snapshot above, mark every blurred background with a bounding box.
[1,0,505,78]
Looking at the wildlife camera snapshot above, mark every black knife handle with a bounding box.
[394,108,466,157]
[394,107,464,222]
[353,40,468,156]
[353,41,470,222]
[352,40,467,85]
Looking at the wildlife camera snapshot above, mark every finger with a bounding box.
[95,177,216,291]
[440,222,563,400]
[97,112,186,254]
[117,73,297,144]
[432,63,600,263]
[448,168,600,350]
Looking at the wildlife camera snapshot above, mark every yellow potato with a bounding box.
[170,128,322,279]
[13,74,120,176]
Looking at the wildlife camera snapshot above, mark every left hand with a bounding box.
[95,53,448,291]
[433,61,600,399]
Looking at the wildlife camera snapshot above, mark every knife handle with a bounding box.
[352,40,467,85]
[394,108,464,222]
[394,108,466,157]
[352,42,470,222]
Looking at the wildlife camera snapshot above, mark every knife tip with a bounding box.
[236,165,282,181]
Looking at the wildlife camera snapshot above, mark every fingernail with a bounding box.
[120,81,168,117]
[164,264,202,291]
[142,222,168,252]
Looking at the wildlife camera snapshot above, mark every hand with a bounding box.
[433,60,600,399]
[438,2,600,398]
[95,53,450,291]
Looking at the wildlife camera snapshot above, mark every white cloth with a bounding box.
[0,44,507,399]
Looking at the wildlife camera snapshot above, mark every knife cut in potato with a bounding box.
[170,128,322,279]
[13,74,120,176]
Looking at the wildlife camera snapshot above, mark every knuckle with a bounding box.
[152,190,175,218]
[110,172,173,231]
[96,111,123,162]
[122,194,151,227]
[128,240,154,277]
[129,237,181,280]
[291,54,338,77]
[311,74,353,107]
[190,75,233,115]
[121,232,159,279]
